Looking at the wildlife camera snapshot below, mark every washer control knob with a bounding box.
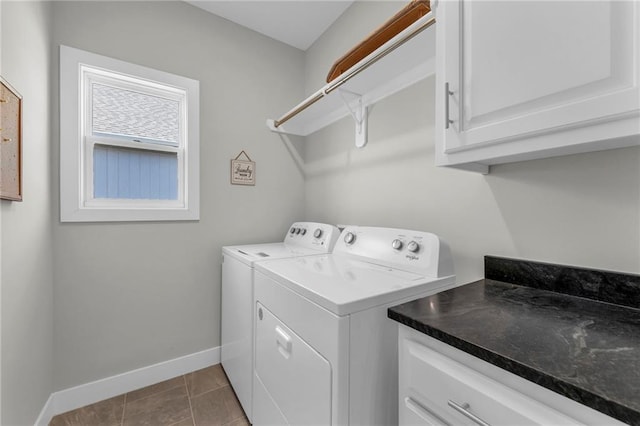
[290,227,296,234]
[313,228,323,238]
[300,229,307,235]
[407,241,420,253]
[295,228,302,235]
[392,239,403,250]
[344,232,356,245]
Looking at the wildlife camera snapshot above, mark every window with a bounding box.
[60,45,199,221]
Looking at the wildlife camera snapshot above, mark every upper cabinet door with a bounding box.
[434,0,640,173]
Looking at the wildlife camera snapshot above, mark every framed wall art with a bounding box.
[1,76,23,201]
[231,150,255,186]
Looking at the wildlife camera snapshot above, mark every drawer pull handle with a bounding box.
[2,138,11,143]
[0,99,7,103]
[448,400,491,426]
[405,397,450,425]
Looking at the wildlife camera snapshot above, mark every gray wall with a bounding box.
[302,1,640,283]
[51,1,305,391]
[1,1,638,422]
[1,1,55,424]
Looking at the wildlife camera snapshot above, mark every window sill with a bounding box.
[61,205,199,223]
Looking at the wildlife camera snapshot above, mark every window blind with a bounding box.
[92,83,180,146]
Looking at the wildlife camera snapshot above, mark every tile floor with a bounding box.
[49,364,249,426]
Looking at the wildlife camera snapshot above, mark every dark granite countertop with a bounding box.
[388,256,640,425]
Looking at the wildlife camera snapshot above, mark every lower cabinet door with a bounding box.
[254,302,332,425]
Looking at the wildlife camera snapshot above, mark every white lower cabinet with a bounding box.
[398,325,626,426]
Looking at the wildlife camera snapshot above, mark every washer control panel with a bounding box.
[284,222,340,252]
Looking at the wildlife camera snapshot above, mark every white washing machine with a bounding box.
[221,222,340,422]
[252,226,456,426]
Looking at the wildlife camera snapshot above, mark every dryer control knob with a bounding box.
[344,232,356,245]
[300,229,307,235]
[295,228,302,235]
[290,227,296,234]
[392,239,403,250]
[313,228,323,238]
[407,241,420,253]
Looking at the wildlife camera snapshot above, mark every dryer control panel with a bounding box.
[334,226,454,278]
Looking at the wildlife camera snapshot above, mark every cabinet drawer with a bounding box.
[400,339,581,426]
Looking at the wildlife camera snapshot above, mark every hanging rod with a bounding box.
[272,13,436,129]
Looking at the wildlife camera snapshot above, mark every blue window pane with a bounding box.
[93,146,108,198]
[93,145,178,200]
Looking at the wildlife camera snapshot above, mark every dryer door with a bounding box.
[254,302,332,425]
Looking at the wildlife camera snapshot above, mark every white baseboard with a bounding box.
[35,346,220,426]
[34,394,55,426]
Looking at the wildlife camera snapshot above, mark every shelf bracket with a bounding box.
[338,89,368,148]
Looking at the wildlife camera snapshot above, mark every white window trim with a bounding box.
[60,45,200,222]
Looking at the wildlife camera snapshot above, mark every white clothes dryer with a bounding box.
[252,226,456,426]
[221,222,340,422]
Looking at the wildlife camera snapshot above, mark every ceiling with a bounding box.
[185,1,354,50]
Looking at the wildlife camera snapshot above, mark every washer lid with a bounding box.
[223,243,322,266]
[255,254,456,316]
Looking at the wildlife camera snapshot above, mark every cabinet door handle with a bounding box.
[447,400,490,426]
[444,82,454,130]
[405,397,450,425]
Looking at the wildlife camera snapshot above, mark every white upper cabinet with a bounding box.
[434,0,640,173]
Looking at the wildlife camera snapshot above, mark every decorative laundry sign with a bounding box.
[231,150,255,186]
